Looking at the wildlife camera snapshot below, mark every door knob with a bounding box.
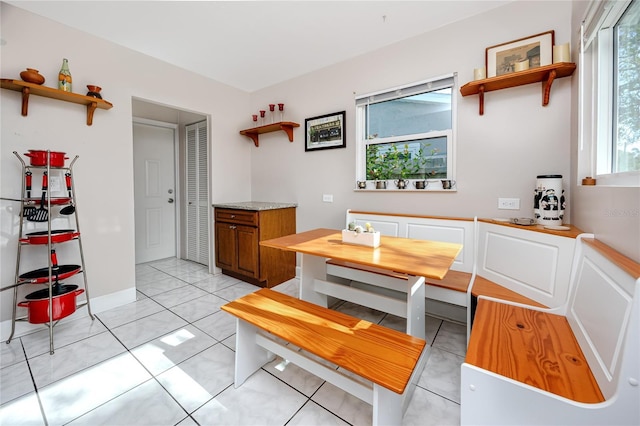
[168,198,174,203]
[168,189,174,194]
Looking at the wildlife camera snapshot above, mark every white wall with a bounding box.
[0,3,251,332]
[250,1,575,235]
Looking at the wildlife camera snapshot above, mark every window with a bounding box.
[355,74,456,189]
[580,0,640,186]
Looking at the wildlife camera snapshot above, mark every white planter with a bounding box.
[341,229,381,248]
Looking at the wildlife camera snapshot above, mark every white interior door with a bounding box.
[133,121,177,263]
[186,121,209,265]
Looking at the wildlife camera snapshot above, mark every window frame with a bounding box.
[580,0,640,187]
[355,74,458,191]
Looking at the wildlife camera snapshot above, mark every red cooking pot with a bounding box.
[23,150,68,167]
[18,286,84,324]
[20,230,80,245]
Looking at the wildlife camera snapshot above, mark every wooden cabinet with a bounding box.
[214,206,296,287]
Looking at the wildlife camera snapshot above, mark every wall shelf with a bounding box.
[1,79,113,126]
[459,62,576,115]
[239,121,300,147]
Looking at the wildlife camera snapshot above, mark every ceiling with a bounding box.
[8,1,512,92]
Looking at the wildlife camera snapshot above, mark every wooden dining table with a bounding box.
[261,228,463,339]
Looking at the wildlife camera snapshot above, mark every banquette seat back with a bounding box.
[474,221,578,309]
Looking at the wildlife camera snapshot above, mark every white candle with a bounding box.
[514,59,529,72]
[553,42,571,63]
[473,67,486,80]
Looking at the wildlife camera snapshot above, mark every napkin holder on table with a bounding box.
[341,229,381,248]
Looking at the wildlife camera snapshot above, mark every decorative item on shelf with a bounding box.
[259,110,266,126]
[394,179,408,189]
[534,174,564,225]
[252,114,258,125]
[473,67,486,81]
[553,42,571,63]
[486,30,554,77]
[86,85,102,99]
[356,180,367,189]
[269,104,276,123]
[342,222,380,247]
[413,180,427,189]
[58,58,72,92]
[375,180,387,189]
[278,103,284,121]
[19,68,45,85]
[511,217,535,226]
[441,179,456,189]
[514,59,530,72]
[582,176,596,186]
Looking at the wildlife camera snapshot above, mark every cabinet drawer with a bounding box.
[215,208,258,226]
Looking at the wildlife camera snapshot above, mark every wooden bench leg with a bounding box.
[234,319,273,387]
[373,384,403,426]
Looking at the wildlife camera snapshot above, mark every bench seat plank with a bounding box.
[221,288,426,394]
[466,298,604,403]
[472,276,547,308]
[327,259,471,292]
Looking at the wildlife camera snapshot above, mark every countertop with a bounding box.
[212,201,298,211]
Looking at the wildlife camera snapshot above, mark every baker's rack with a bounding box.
[3,150,93,354]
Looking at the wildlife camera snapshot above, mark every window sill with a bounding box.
[585,172,640,187]
[354,187,457,192]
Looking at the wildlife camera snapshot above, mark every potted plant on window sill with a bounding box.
[390,143,416,189]
[366,144,390,189]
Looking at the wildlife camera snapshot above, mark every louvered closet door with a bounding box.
[186,121,209,265]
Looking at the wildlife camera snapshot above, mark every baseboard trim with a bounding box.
[0,287,136,341]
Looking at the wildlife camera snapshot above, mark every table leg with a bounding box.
[406,276,426,339]
[299,253,328,307]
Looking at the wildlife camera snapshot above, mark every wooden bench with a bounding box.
[221,288,428,426]
[461,237,640,425]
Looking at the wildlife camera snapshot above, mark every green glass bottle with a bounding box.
[58,58,72,92]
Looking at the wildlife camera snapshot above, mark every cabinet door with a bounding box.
[236,225,259,278]
[215,222,237,271]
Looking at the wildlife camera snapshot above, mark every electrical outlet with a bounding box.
[498,197,520,210]
[322,194,333,203]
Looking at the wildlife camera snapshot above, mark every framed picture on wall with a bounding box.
[305,111,346,152]
[485,30,554,77]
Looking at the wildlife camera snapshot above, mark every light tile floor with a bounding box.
[1,258,465,425]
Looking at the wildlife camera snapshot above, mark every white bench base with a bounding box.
[234,319,428,426]
[303,253,426,339]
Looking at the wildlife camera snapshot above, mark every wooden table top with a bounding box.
[261,228,463,280]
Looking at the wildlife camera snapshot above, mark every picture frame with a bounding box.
[485,30,554,77]
[305,111,346,152]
